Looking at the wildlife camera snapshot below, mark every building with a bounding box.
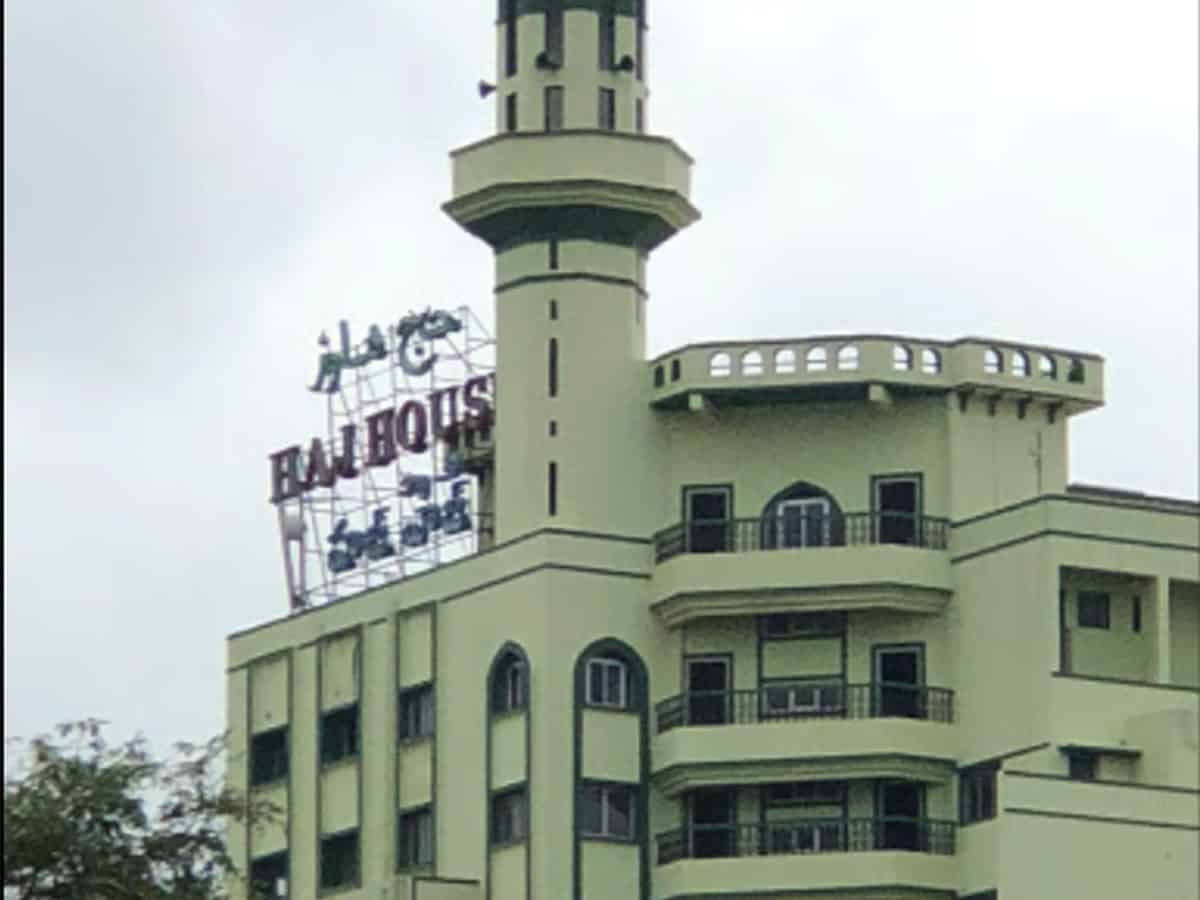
[225,4,1200,900]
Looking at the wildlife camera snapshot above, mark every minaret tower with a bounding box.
[445,0,699,542]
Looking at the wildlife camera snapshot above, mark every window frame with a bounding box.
[490,786,529,846]
[319,704,359,767]
[249,850,289,899]
[398,683,435,744]
[580,781,638,841]
[544,85,565,132]
[250,725,289,787]
[958,763,998,825]
[397,805,435,870]
[492,655,529,716]
[598,87,616,130]
[319,829,360,893]
[585,656,629,709]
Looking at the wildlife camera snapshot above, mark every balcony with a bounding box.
[656,817,957,865]
[654,512,948,563]
[655,683,955,734]
[650,514,953,627]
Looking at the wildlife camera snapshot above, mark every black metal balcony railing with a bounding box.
[653,512,949,563]
[654,683,955,733]
[656,817,957,866]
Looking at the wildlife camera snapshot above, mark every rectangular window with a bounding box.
[545,4,564,64]
[320,705,358,766]
[319,830,359,891]
[599,3,616,69]
[505,93,518,132]
[548,462,558,517]
[549,298,558,318]
[544,85,564,131]
[1132,596,1141,633]
[492,657,528,715]
[586,657,628,708]
[959,764,998,825]
[250,851,288,899]
[761,611,845,638]
[765,781,844,807]
[1078,592,1111,629]
[581,782,637,840]
[1068,752,1098,781]
[398,807,434,869]
[548,337,558,397]
[598,87,616,130]
[250,726,288,786]
[398,684,435,743]
[549,241,559,271]
[635,98,645,133]
[671,359,681,381]
[491,787,528,845]
[683,485,731,554]
[504,1,518,76]
[874,475,921,545]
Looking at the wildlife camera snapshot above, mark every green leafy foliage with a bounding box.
[4,720,278,900]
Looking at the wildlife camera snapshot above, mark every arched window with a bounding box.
[984,348,1003,374]
[741,350,764,376]
[1067,357,1085,384]
[1038,354,1057,379]
[806,347,828,372]
[893,345,913,371]
[489,645,530,715]
[774,348,797,375]
[1012,351,1030,377]
[577,640,646,713]
[759,481,845,550]
[709,352,732,377]
[837,345,860,371]
[921,348,942,374]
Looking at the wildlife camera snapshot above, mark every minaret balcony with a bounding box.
[650,513,953,628]
[444,130,699,250]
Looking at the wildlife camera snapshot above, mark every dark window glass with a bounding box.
[598,88,616,130]
[1132,596,1141,633]
[581,783,636,839]
[685,487,730,553]
[876,477,920,545]
[599,3,616,69]
[549,298,558,318]
[548,338,558,397]
[548,462,557,516]
[544,85,564,131]
[549,241,559,271]
[505,93,518,132]
[398,684,435,742]
[504,1,518,76]
[492,654,528,715]
[671,359,681,381]
[635,98,645,133]
[762,612,845,638]
[320,705,358,765]
[1068,752,1098,781]
[491,788,528,844]
[545,4,564,64]
[1078,592,1110,629]
[548,420,557,437]
[319,831,359,891]
[635,0,646,79]
[398,807,434,869]
[250,851,288,899]
[959,764,997,825]
[250,727,288,786]
[654,365,664,387]
[765,781,844,807]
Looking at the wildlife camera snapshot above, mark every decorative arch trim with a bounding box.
[484,641,532,900]
[572,637,650,900]
[759,481,846,548]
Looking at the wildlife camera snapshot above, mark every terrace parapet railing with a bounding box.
[656,816,957,866]
[653,512,949,564]
[654,683,955,734]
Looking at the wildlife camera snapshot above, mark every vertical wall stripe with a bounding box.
[394,612,403,873]
[314,636,323,892]
[431,604,439,876]
[245,664,253,886]
[286,650,294,891]
[355,625,364,887]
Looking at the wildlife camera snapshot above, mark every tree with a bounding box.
[4,720,278,900]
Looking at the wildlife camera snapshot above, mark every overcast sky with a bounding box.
[4,1,1197,757]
